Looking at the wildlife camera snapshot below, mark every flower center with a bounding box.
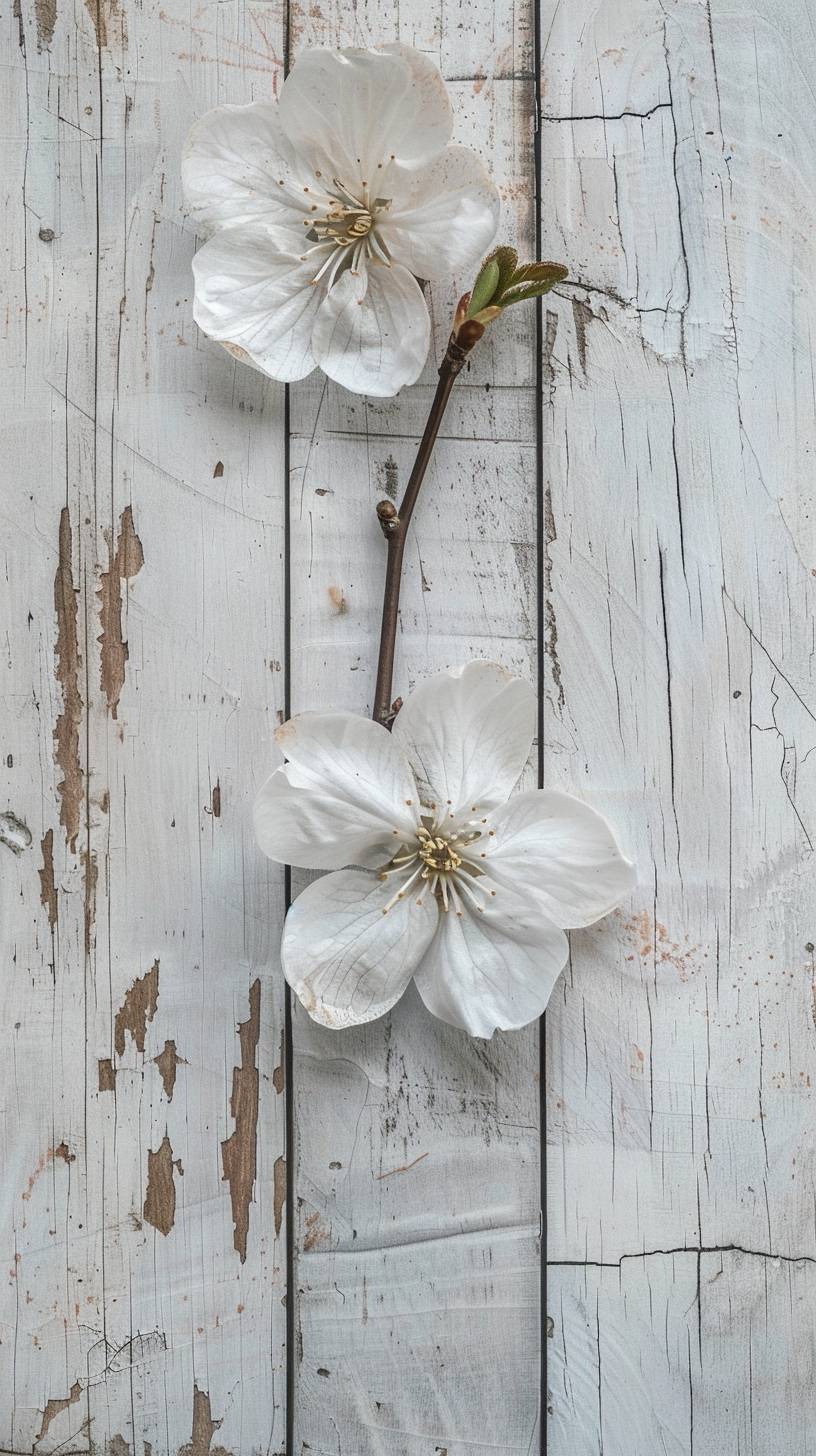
[379,815,497,919]
[311,204,374,247]
[417,827,462,875]
[301,176,393,286]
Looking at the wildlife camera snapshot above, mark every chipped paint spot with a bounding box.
[303,1210,330,1251]
[154,1039,185,1100]
[84,0,125,47]
[82,848,97,957]
[39,829,58,929]
[327,585,348,614]
[98,1058,116,1092]
[114,959,159,1057]
[36,1379,81,1442]
[0,810,32,855]
[108,1436,131,1456]
[272,1030,285,1094]
[179,1386,231,1456]
[34,0,56,48]
[571,296,592,374]
[213,461,224,478]
[211,780,221,818]
[143,1133,180,1235]
[221,981,260,1262]
[273,1155,286,1239]
[381,453,399,500]
[54,507,83,853]
[98,505,144,720]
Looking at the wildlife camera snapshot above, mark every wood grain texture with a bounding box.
[0,0,287,1446]
[3,0,813,1445]
[541,0,816,1449]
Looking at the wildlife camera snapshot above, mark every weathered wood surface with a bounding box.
[1,0,288,1447]
[2,0,813,1447]
[542,0,816,1451]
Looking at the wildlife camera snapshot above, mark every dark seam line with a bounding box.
[282,14,295,1456]
[532,0,547,1445]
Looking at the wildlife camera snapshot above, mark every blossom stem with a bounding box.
[372,326,482,726]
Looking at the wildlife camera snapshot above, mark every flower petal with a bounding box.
[278,46,452,191]
[182,101,317,239]
[378,146,500,280]
[392,661,536,819]
[413,890,568,1037]
[192,227,326,382]
[254,711,419,869]
[254,768,396,871]
[312,261,430,397]
[482,788,637,928]
[283,867,439,1028]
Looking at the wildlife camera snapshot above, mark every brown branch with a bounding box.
[372,326,482,725]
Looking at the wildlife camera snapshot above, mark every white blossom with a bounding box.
[254,663,636,1038]
[182,46,500,396]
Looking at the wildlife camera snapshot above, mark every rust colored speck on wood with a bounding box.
[221,979,261,1262]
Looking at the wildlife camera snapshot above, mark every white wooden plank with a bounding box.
[286,10,544,1450]
[542,0,816,1448]
[0,0,287,1447]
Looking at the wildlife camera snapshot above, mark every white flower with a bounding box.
[254,662,636,1038]
[182,46,500,397]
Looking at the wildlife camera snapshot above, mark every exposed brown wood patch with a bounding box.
[273,1155,286,1239]
[84,0,124,47]
[154,1039,185,1100]
[571,296,592,374]
[98,505,144,719]
[39,829,58,929]
[272,1030,285,1094]
[108,1435,131,1455]
[211,780,221,818]
[221,980,260,1262]
[114,959,159,1057]
[34,0,56,48]
[143,1133,180,1236]
[179,1386,231,1456]
[303,1210,330,1252]
[53,512,83,850]
[36,1378,81,1441]
[54,507,83,853]
[82,848,98,957]
[98,1057,116,1092]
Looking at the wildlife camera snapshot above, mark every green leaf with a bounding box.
[467,257,501,317]
[506,261,569,290]
[490,245,519,296]
[498,273,568,307]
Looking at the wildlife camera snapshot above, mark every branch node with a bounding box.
[376,499,400,536]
